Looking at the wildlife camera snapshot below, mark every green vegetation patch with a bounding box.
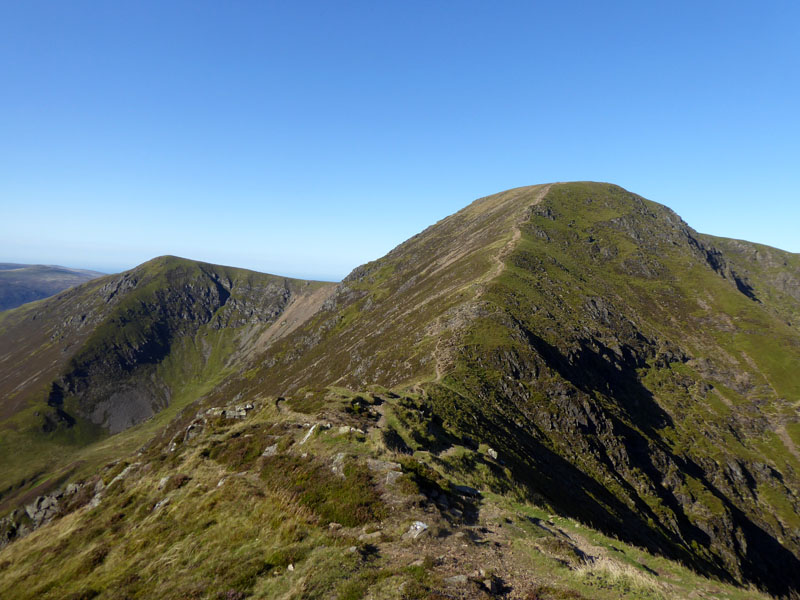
[260,454,386,527]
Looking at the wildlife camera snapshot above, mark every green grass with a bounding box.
[0,384,783,600]
[496,494,770,600]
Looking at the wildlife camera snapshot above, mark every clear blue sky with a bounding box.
[1,1,798,280]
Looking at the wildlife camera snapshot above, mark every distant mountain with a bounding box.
[1,184,799,599]
[0,256,333,503]
[0,263,104,311]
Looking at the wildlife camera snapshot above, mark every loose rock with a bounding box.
[331,453,346,478]
[299,424,317,445]
[367,459,402,473]
[453,485,481,498]
[262,444,278,457]
[403,521,429,540]
[385,471,403,485]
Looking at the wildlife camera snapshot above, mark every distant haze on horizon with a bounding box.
[2,1,798,281]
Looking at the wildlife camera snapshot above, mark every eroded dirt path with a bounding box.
[776,422,800,464]
[433,184,553,381]
[479,183,552,288]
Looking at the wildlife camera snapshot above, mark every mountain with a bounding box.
[1,183,799,600]
[0,263,105,312]
[0,256,334,511]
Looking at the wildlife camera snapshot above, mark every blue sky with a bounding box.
[1,1,798,280]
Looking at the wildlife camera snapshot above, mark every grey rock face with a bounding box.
[1,479,95,549]
[25,494,60,526]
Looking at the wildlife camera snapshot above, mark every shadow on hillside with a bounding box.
[531,333,800,596]
[431,330,800,597]
[524,330,673,437]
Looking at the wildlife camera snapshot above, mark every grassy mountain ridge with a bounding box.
[1,183,799,598]
[417,183,800,593]
[215,184,552,396]
[0,255,334,512]
[194,182,800,594]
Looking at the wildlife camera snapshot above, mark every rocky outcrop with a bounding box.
[0,480,96,549]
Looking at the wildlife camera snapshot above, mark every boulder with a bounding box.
[331,453,346,478]
[184,419,204,441]
[402,521,429,540]
[385,471,403,486]
[367,459,402,473]
[452,485,481,498]
[262,443,278,457]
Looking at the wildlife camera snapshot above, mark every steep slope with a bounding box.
[701,235,800,326]
[229,184,553,394]
[203,183,800,595]
[0,263,104,311]
[0,255,334,511]
[422,183,800,595]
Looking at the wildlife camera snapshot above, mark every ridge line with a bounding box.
[434,184,554,381]
[480,183,553,290]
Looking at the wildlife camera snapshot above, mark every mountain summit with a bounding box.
[211,182,800,592]
[1,183,799,599]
